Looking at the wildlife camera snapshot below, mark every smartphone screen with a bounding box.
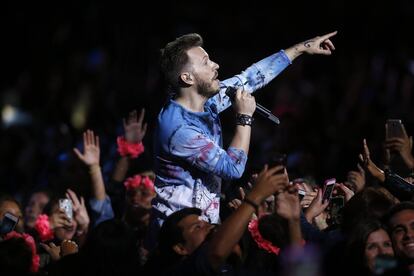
[322,178,336,202]
[0,212,19,235]
[298,189,306,200]
[386,119,405,139]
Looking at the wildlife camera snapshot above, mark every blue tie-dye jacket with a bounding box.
[153,50,291,224]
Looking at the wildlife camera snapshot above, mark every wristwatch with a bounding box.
[236,113,254,126]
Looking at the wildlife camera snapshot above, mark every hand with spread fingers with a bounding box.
[73,130,100,167]
[66,189,90,235]
[124,108,147,144]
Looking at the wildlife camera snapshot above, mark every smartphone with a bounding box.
[298,189,306,200]
[322,178,336,203]
[59,199,73,221]
[386,119,405,139]
[329,196,344,225]
[0,212,19,235]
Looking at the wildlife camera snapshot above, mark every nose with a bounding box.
[212,61,219,70]
[404,228,414,240]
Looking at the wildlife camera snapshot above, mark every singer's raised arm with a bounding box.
[210,50,291,114]
[210,31,337,114]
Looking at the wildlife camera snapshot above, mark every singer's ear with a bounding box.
[180,72,194,86]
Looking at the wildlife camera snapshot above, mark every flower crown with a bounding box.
[4,231,40,273]
[248,218,280,255]
[124,174,155,191]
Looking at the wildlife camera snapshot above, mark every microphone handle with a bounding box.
[255,104,280,125]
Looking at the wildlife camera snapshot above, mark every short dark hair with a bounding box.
[160,33,203,90]
[158,208,201,259]
[384,201,414,226]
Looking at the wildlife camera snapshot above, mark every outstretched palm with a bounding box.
[124,109,147,143]
[73,130,100,166]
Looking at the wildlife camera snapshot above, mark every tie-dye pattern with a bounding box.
[153,50,291,224]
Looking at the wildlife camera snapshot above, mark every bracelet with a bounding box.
[243,198,259,213]
[236,113,254,126]
[117,136,145,158]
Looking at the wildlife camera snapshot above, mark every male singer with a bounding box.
[152,31,337,226]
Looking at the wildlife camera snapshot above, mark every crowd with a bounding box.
[2,3,414,275]
[1,101,414,275]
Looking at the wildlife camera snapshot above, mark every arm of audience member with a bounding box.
[66,189,90,246]
[275,185,302,245]
[382,171,414,201]
[73,130,105,201]
[385,126,414,170]
[207,165,289,271]
[112,109,147,182]
[359,138,386,182]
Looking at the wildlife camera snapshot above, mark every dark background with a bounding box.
[1,1,414,198]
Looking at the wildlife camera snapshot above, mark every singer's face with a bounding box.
[187,47,220,97]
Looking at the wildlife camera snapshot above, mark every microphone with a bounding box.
[225,87,280,125]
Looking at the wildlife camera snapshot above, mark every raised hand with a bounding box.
[359,138,385,182]
[346,164,366,192]
[385,125,414,169]
[285,31,337,61]
[66,189,90,234]
[49,209,73,230]
[123,109,147,143]
[301,31,337,55]
[275,185,301,220]
[247,165,289,206]
[73,130,100,167]
[304,189,329,224]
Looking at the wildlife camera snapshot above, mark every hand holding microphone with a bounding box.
[225,87,280,125]
[233,88,256,116]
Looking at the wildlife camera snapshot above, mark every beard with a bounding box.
[194,74,219,98]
